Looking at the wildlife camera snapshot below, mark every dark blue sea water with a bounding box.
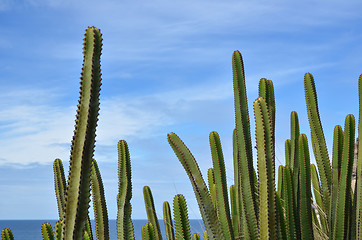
[0,219,205,239]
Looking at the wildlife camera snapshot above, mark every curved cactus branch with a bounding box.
[168,132,224,240]
[304,73,331,219]
[90,159,109,240]
[209,131,234,240]
[143,186,162,240]
[232,50,258,240]
[62,26,102,240]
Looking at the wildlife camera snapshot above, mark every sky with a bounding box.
[0,0,362,221]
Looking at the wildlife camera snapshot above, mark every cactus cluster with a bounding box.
[168,50,362,240]
[1,27,362,240]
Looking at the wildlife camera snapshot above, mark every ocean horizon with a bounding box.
[0,219,205,239]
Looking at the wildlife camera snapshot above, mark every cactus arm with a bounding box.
[209,131,234,240]
[232,129,243,238]
[54,221,62,240]
[333,114,355,239]
[142,223,155,240]
[230,185,240,238]
[310,164,328,233]
[207,168,217,208]
[254,97,277,240]
[356,74,362,240]
[285,139,291,168]
[275,192,287,240]
[304,73,332,218]
[192,233,201,240]
[143,186,163,240]
[41,222,55,240]
[204,230,209,240]
[62,26,102,240]
[298,134,314,239]
[90,159,109,240]
[54,159,66,220]
[167,132,224,240]
[163,201,175,240]
[281,166,297,240]
[1,228,14,240]
[83,231,91,240]
[232,50,258,240]
[258,78,276,133]
[117,140,135,240]
[330,125,344,232]
[173,194,191,240]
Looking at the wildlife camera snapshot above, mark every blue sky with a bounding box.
[0,0,362,220]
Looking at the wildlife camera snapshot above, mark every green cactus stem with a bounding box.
[90,159,109,240]
[254,97,276,240]
[168,132,224,240]
[143,186,162,240]
[2,228,14,240]
[298,134,314,239]
[41,222,55,240]
[117,140,135,240]
[142,223,156,240]
[333,114,355,240]
[173,194,191,240]
[54,159,66,220]
[54,221,62,240]
[192,233,201,240]
[62,26,102,240]
[209,132,234,240]
[232,50,258,240]
[163,201,175,240]
[304,73,332,219]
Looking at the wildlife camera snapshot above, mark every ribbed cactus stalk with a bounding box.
[117,140,135,240]
[163,201,175,240]
[90,159,109,240]
[1,228,14,240]
[298,134,314,239]
[168,132,224,240]
[41,222,55,240]
[173,194,191,240]
[333,114,355,239]
[232,50,258,240]
[143,186,163,240]
[254,97,276,240]
[62,26,102,240]
[207,168,217,208]
[209,132,234,240]
[142,223,156,240]
[54,159,66,220]
[192,233,201,240]
[54,221,62,240]
[304,73,332,220]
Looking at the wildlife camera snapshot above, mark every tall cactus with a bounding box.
[62,26,102,240]
[117,140,135,240]
[143,186,163,240]
[173,194,191,240]
[90,159,109,240]
[356,74,362,240]
[304,73,332,220]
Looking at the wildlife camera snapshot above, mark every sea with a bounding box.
[0,219,205,239]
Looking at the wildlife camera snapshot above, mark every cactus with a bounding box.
[117,140,135,240]
[173,194,191,240]
[163,201,175,240]
[90,159,109,240]
[1,228,14,240]
[142,223,156,240]
[143,186,163,240]
[62,26,102,240]
[41,222,55,240]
